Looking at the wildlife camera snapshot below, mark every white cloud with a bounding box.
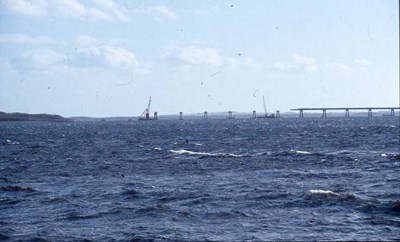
[132,5,179,21]
[163,45,261,69]
[355,58,370,66]
[74,35,146,72]
[224,56,263,68]
[0,1,181,22]
[56,0,86,18]
[88,7,111,21]
[90,0,129,21]
[101,46,138,68]
[272,54,372,74]
[272,53,319,73]
[22,48,65,67]
[147,6,178,20]
[74,35,101,46]
[243,57,258,67]
[176,46,223,67]
[75,41,140,72]
[355,58,371,69]
[0,0,129,21]
[6,35,143,73]
[0,0,48,17]
[321,58,371,73]
[0,34,55,45]
[323,63,352,73]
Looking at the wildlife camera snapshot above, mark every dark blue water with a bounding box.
[1,117,399,241]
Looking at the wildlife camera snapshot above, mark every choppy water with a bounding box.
[1,117,399,241]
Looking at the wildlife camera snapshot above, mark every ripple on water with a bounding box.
[0,118,399,241]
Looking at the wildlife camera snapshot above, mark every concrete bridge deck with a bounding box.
[290,107,400,118]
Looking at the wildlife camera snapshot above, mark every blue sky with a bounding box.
[0,0,398,117]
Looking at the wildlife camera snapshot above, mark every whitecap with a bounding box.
[5,139,19,145]
[170,149,210,156]
[170,149,244,157]
[291,150,312,155]
[382,153,400,160]
[309,189,339,196]
[226,153,245,157]
[255,151,271,156]
[309,189,357,200]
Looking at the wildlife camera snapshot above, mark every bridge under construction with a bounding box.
[291,107,400,118]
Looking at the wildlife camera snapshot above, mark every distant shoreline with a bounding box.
[0,112,71,122]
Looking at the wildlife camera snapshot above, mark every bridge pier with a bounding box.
[228,111,234,119]
[203,111,208,119]
[299,109,304,118]
[252,110,257,119]
[179,112,183,120]
[276,110,281,118]
[391,109,395,116]
[154,112,158,120]
[368,108,372,117]
[345,109,349,118]
[322,109,327,118]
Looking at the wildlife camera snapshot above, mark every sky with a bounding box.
[0,0,398,117]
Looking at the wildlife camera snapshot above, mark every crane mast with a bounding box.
[139,96,152,120]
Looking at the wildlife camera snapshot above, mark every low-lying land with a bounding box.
[0,112,71,122]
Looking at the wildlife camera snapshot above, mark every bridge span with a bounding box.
[290,107,400,118]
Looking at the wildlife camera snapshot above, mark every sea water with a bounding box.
[1,117,399,241]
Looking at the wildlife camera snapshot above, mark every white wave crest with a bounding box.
[309,189,357,200]
[382,153,400,159]
[309,189,339,196]
[170,149,243,157]
[6,139,20,145]
[291,150,312,155]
